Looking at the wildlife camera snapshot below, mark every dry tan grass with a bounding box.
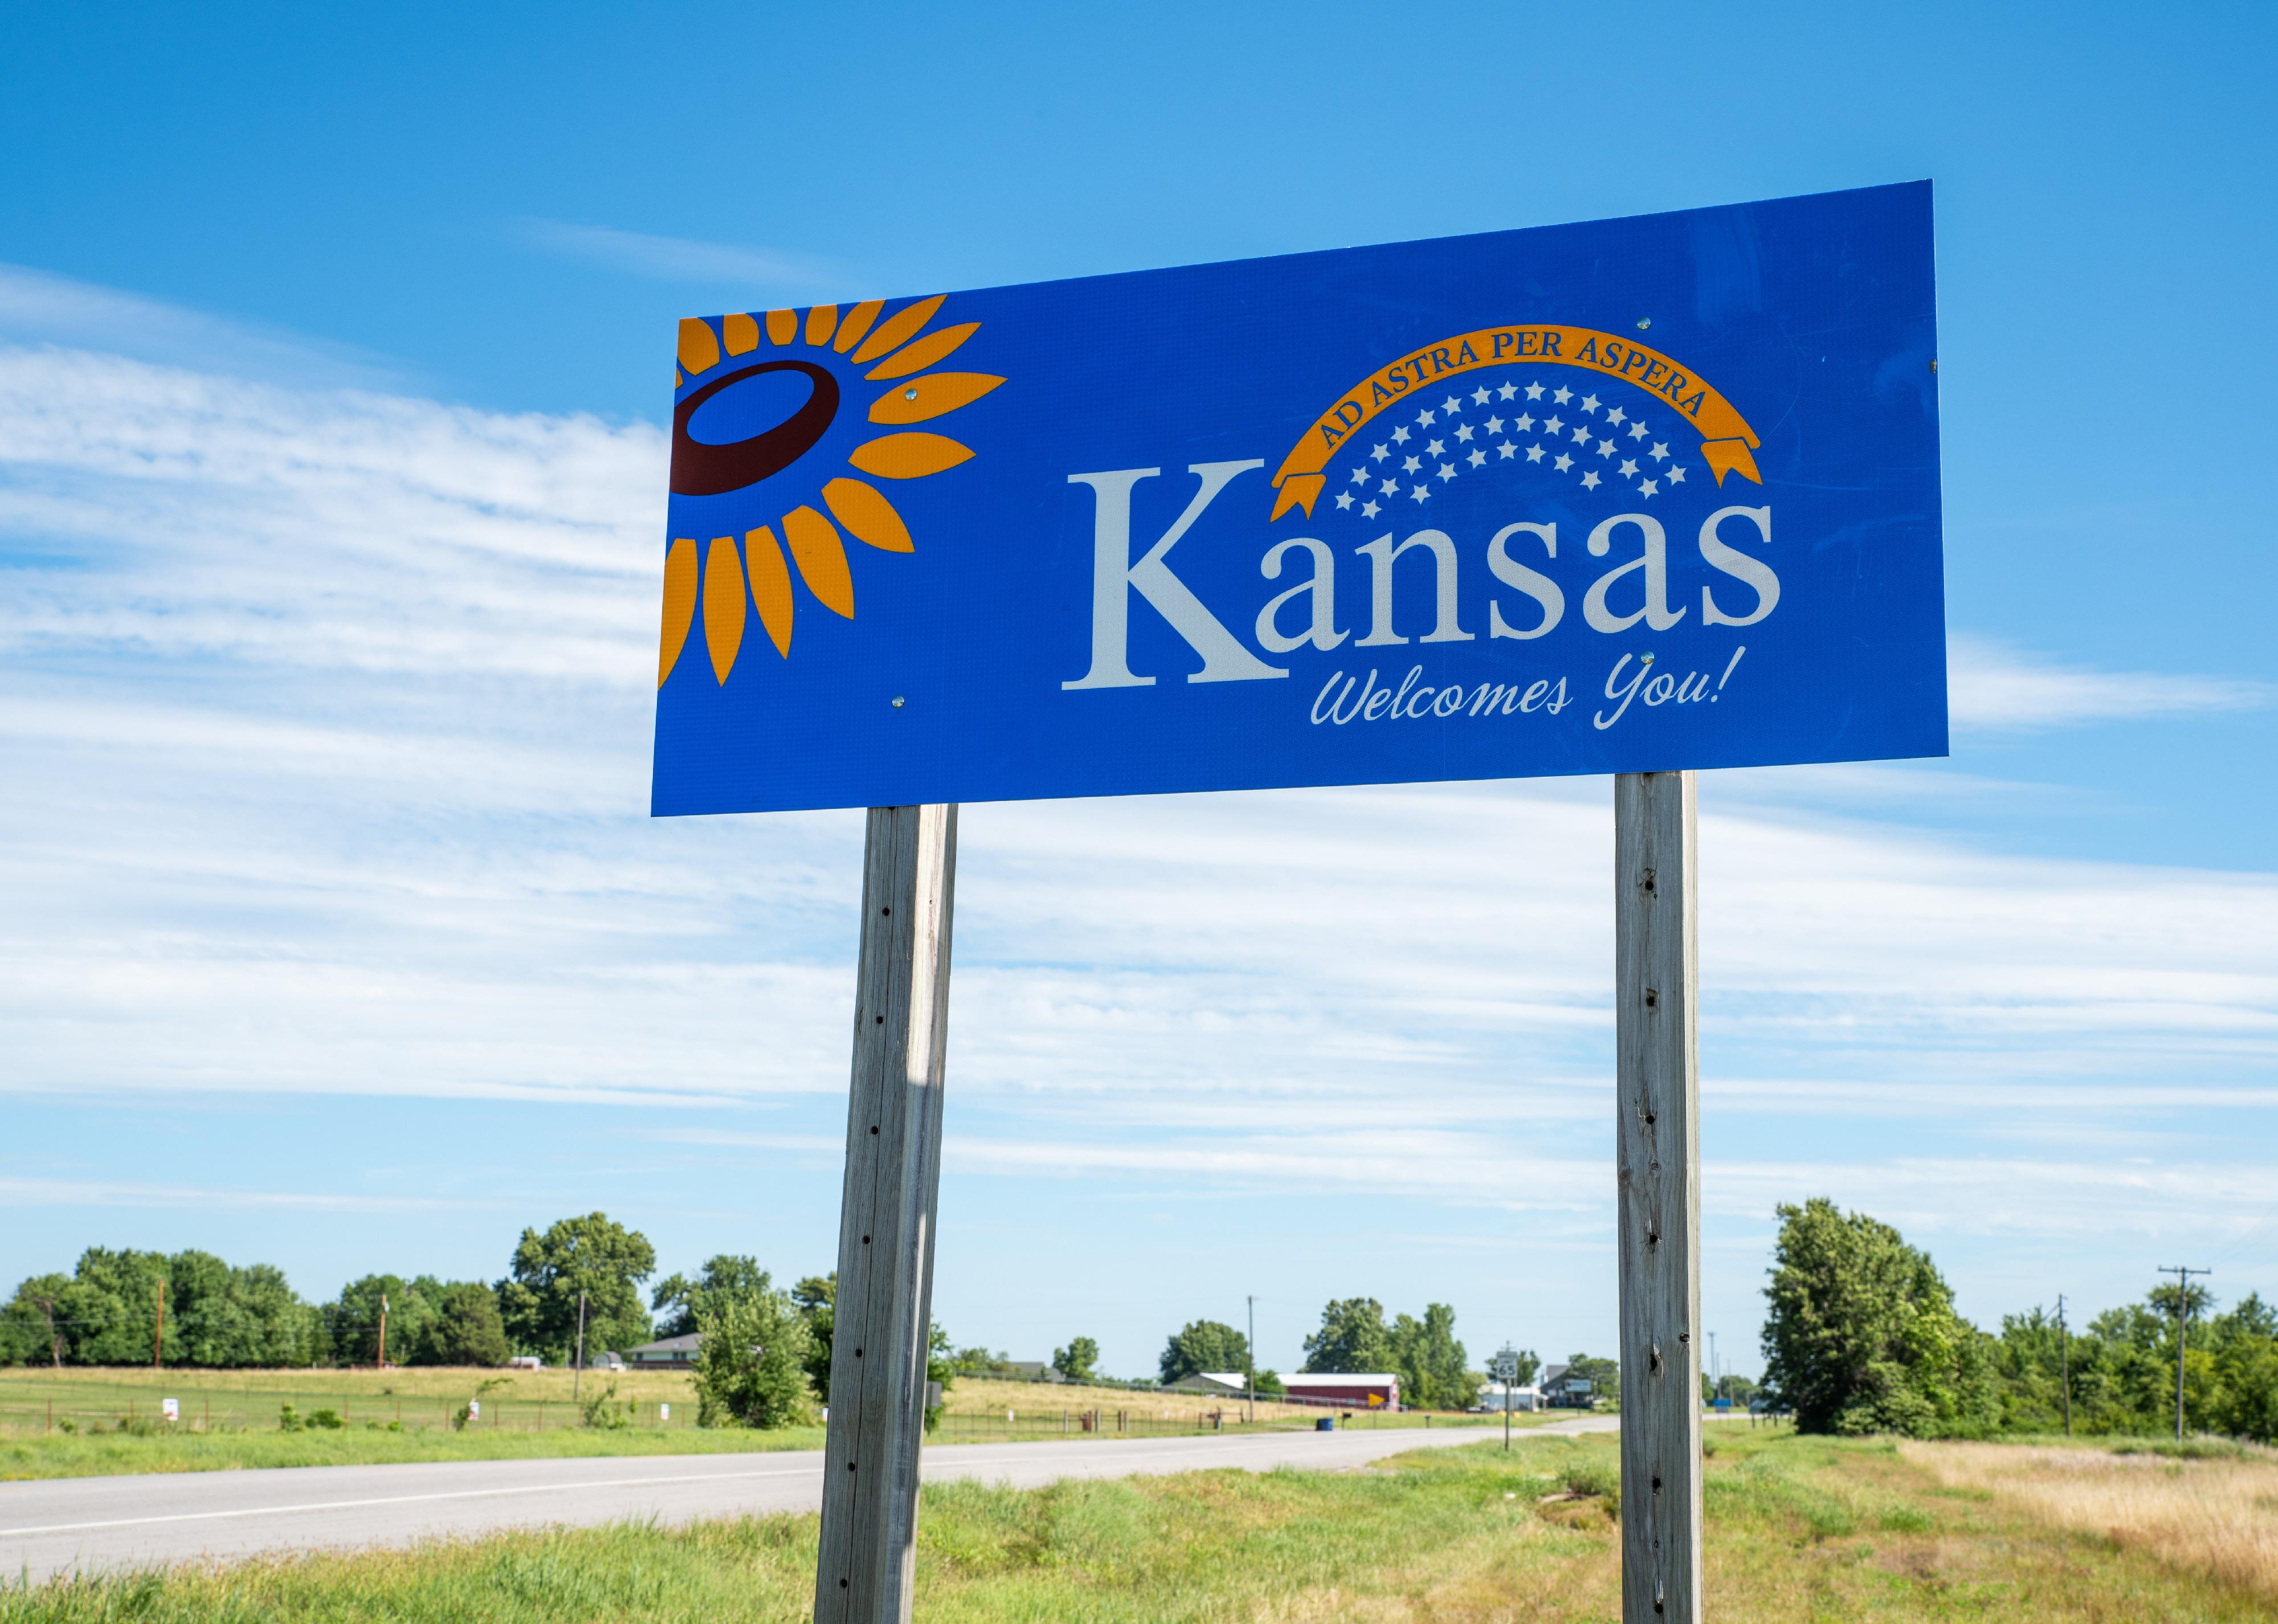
[1905,1439,2278,1601]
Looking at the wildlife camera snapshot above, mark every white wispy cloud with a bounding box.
[516,218,844,292]
[0,279,2273,1313]
[1948,631,2268,731]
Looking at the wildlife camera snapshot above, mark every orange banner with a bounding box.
[1270,325,1762,520]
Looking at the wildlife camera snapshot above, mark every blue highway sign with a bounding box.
[652,182,1943,814]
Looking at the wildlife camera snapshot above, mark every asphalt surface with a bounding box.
[2,1414,1619,1584]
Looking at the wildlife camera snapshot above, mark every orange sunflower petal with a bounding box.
[868,372,1005,426]
[805,304,838,346]
[658,537,699,686]
[822,477,914,553]
[677,319,720,376]
[722,313,760,356]
[782,505,855,619]
[848,433,974,480]
[834,299,884,353]
[745,526,794,657]
[766,309,798,345]
[866,323,979,381]
[702,536,747,683]
[850,295,946,364]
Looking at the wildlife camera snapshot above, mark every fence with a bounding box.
[929,1406,1497,1445]
[0,1377,697,1438]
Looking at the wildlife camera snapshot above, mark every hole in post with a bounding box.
[1644,988,1658,1007]
[870,1125,879,1135]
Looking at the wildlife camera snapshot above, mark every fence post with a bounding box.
[1615,770,1703,1624]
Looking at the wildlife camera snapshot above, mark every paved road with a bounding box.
[1,1416,1618,1584]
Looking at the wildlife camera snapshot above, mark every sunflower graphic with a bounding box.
[657,295,1002,685]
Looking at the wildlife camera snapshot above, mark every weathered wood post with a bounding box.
[814,803,958,1624]
[1615,770,1702,1623]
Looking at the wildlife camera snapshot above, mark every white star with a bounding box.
[1628,421,1648,440]
[1371,442,1391,462]
[1581,393,1601,414]
[1437,462,1458,483]
[1402,454,1422,474]
[1597,438,1615,456]
[1381,478,1399,496]
[1513,413,1534,431]
[1471,386,1491,405]
[1498,382,1519,401]
[1334,491,1354,509]
[1416,408,1437,427]
[1442,395,1463,414]
[1425,438,1445,456]
[1525,443,1545,463]
[1552,385,1573,404]
[1554,452,1574,472]
[1467,447,1487,468]
[1454,423,1475,442]
[1605,405,1627,427]
[1484,415,1504,434]
[1410,483,1431,503]
[1648,442,1669,462]
[1524,381,1545,400]
[1542,415,1564,435]
[1638,479,1659,499]
[1362,499,1381,518]
[1392,425,1411,444]
[1581,470,1602,490]
[1665,466,1687,484]
[1619,459,1639,478]
[1571,426,1591,444]
[1349,466,1370,484]
[1497,441,1516,459]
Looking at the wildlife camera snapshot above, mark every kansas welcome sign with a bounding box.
[651,182,1942,814]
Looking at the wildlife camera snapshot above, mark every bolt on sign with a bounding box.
[651,182,1942,811]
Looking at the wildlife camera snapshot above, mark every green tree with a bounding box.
[1052,1336,1099,1383]
[1761,1197,1997,1436]
[1254,1368,1286,1397]
[693,1280,815,1429]
[496,1212,656,1366]
[65,1248,169,1364]
[1303,1297,1394,1374]
[651,1255,772,1339]
[2,1275,75,1367]
[328,1275,439,1366]
[1563,1353,1620,1408]
[1159,1319,1248,1384]
[419,1282,511,1366]
[1390,1303,1475,1410]
[791,1274,834,1399]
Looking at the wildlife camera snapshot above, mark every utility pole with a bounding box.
[2056,1295,2071,1438]
[153,1278,165,1369]
[2158,1267,2208,1442]
[1246,1295,1256,1426]
[574,1290,589,1401]
[1708,1332,1717,1406]
[378,1294,390,1370]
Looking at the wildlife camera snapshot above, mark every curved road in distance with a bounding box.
[2,1414,1618,1585]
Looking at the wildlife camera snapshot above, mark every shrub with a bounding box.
[693,1282,815,1429]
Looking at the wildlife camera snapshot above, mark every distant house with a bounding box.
[1001,1360,1065,1384]
[1280,1373,1399,1411]
[1540,1364,1599,1408]
[1164,1371,1247,1397]
[623,1332,702,1371]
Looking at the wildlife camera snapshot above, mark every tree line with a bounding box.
[1762,1196,2278,1442]
[4,1213,691,1371]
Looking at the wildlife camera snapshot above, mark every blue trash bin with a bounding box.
[1316,1416,1334,1432]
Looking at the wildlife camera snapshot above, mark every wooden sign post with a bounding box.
[1615,770,1703,1623]
[814,804,958,1624]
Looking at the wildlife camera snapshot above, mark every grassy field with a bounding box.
[0,1367,1521,1480]
[10,1427,2277,1621]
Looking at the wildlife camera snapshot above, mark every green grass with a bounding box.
[7,1427,2273,1622]
[0,1423,827,1482]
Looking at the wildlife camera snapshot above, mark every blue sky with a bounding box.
[2,1,2274,1382]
